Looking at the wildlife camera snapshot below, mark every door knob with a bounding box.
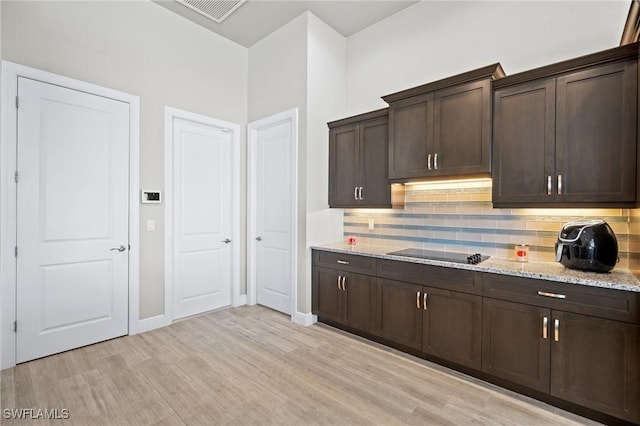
[256,236,262,241]
[222,238,231,244]
[110,245,127,252]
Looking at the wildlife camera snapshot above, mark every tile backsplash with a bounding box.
[344,179,639,268]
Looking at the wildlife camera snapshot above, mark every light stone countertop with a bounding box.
[311,242,640,293]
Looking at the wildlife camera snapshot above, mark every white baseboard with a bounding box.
[293,311,317,327]
[136,314,170,334]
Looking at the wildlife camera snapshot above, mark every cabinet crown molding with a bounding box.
[381,63,505,104]
[493,42,640,90]
[327,107,388,129]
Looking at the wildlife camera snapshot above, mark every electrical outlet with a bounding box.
[368,219,375,230]
[147,219,155,231]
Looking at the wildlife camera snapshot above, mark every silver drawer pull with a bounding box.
[416,291,421,309]
[554,319,560,342]
[337,260,349,265]
[547,176,552,196]
[542,316,548,339]
[537,291,566,299]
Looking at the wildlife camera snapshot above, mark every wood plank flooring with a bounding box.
[1,305,599,425]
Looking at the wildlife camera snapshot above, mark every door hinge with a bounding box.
[14,246,18,257]
[15,96,19,109]
[14,321,17,332]
[14,171,18,183]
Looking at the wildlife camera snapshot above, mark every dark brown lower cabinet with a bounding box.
[483,298,640,424]
[550,311,640,423]
[376,278,482,369]
[314,266,375,333]
[482,298,550,393]
[424,287,482,370]
[311,250,640,424]
[375,278,422,350]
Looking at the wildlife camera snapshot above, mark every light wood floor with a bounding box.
[1,305,599,425]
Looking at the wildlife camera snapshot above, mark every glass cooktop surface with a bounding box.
[387,248,490,265]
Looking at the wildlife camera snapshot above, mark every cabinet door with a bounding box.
[359,117,391,207]
[555,60,637,203]
[342,272,376,333]
[433,79,490,176]
[492,79,556,205]
[329,124,359,207]
[313,267,343,324]
[550,311,640,424]
[376,278,422,350]
[482,298,551,393]
[388,94,433,180]
[422,287,482,370]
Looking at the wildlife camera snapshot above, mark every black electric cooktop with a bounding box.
[387,248,490,265]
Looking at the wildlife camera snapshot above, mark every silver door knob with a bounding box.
[110,245,126,252]
[256,236,262,241]
[222,238,231,244]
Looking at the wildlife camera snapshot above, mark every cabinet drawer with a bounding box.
[313,250,376,275]
[377,259,481,295]
[482,273,640,324]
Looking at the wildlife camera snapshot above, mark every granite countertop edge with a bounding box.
[311,243,640,293]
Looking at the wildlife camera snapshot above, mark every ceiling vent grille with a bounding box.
[176,0,247,24]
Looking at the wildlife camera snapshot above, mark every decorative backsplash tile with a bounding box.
[344,179,635,268]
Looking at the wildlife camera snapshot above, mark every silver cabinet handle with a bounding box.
[354,186,358,201]
[542,316,548,339]
[554,319,559,342]
[427,154,432,171]
[256,236,262,241]
[341,276,346,291]
[358,187,364,200]
[434,153,438,170]
[537,291,566,299]
[547,176,552,196]
[110,245,126,252]
[423,292,428,310]
[557,174,562,195]
[337,260,349,265]
[337,275,341,289]
[222,238,231,244]
[416,291,421,309]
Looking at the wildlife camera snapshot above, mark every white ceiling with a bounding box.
[154,0,419,47]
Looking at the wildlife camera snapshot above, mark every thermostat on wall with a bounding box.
[141,190,162,204]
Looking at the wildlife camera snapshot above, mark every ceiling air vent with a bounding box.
[176,0,247,24]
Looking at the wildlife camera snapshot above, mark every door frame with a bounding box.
[247,108,298,320]
[0,61,140,370]
[164,107,242,323]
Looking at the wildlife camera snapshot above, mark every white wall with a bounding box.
[305,14,347,313]
[248,12,345,315]
[248,13,309,315]
[346,0,630,114]
[1,1,248,319]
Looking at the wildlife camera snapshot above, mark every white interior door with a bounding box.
[16,77,130,363]
[171,116,232,320]
[249,110,297,315]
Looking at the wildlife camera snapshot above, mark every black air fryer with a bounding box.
[555,220,618,273]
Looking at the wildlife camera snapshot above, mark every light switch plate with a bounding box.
[368,219,375,230]
[146,219,155,231]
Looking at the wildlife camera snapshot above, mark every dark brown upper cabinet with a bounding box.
[382,64,505,182]
[493,42,639,208]
[328,109,393,208]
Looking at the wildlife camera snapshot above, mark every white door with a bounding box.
[249,110,297,315]
[171,116,232,320]
[16,77,130,363]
